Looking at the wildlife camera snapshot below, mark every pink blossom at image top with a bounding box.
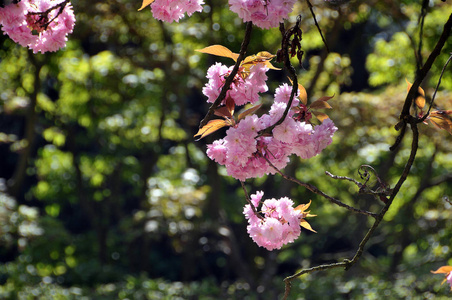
[228,0,296,29]
[150,0,204,23]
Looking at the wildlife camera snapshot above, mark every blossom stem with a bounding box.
[240,181,264,220]
[199,22,253,128]
[28,0,71,30]
[257,17,300,137]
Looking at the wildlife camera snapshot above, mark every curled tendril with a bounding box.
[358,165,391,202]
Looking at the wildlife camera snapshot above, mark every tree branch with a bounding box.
[391,13,452,150]
[199,22,253,128]
[264,156,377,218]
[419,52,452,123]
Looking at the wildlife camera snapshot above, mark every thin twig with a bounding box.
[240,181,263,220]
[325,171,363,188]
[283,12,450,300]
[444,196,452,206]
[283,261,347,299]
[306,0,330,53]
[199,22,253,128]
[284,122,420,297]
[264,157,377,218]
[417,0,429,69]
[257,17,301,137]
[419,53,452,123]
[346,121,419,269]
[28,0,70,30]
[391,13,452,150]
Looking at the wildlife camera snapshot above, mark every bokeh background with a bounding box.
[1,0,452,299]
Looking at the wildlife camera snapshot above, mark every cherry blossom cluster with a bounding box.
[243,191,306,250]
[228,0,297,29]
[0,0,75,53]
[203,62,269,106]
[150,0,204,23]
[206,82,337,181]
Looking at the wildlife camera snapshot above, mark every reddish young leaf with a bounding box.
[225,96,235,116]
[315,95,334,102]
[406,79,426,110]
[428,110,452,135]
[238,103,262,122]
[214,106,233,119]
[310,99,333,110]
[138,0,155,11]
[194,119,230,140]
[196,45,239,61]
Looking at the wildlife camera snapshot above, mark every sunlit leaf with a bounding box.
[406,78,426,109]
[287,78,308,105]
[312,112,329,122]
[241,51,280,73]
[263,60,281,70]
[138,0,155,11]
[241,52,275,65]
[196,45,239,61]
[294,200,312,213]
[255,51,275,59]
[300,219,317,233]
[298,83,308,105]
[310,99,333,110]
[238,103,262,121]
[431,265,452,287]
[194,119,230,140]
[428,110,452,135]
[431,266,452,274]
[295,200,316,233]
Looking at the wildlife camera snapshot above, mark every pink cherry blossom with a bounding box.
[228,0,296,29]
[202,62,268,106]
[243,191,308,250]
[204,83,337,181]
[447,271,452,289]
[0,0,75,53]
[150,0,204,23]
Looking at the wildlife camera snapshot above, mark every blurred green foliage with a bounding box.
[0,0,451,298]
